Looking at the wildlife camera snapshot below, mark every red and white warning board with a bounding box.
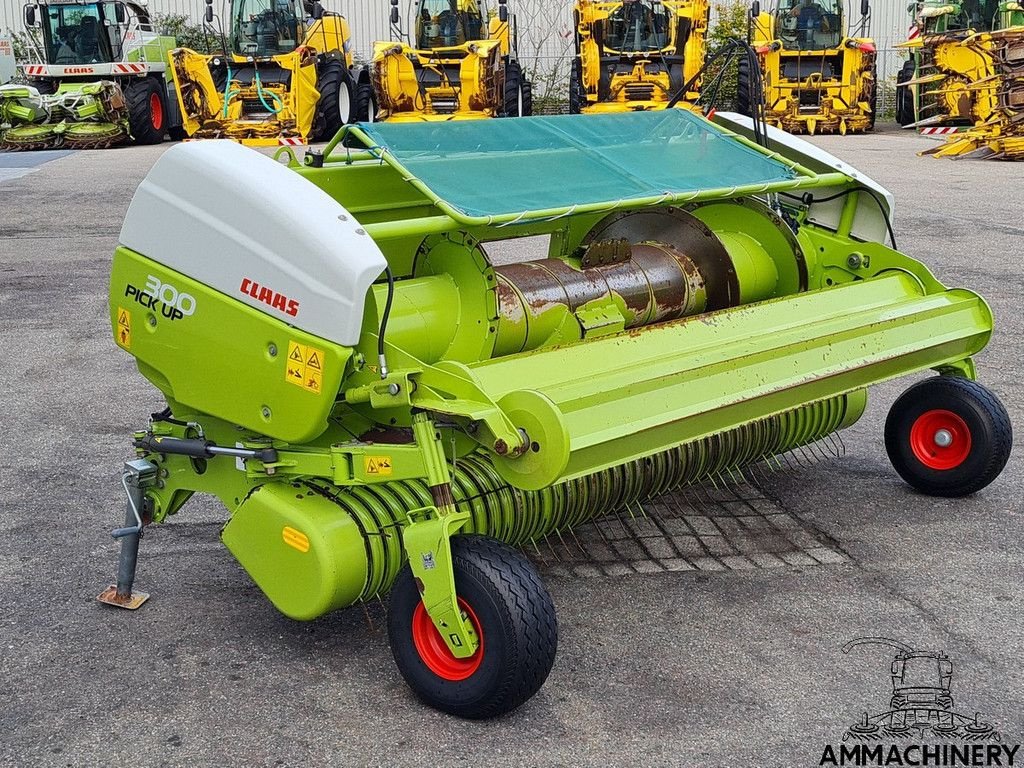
[0,36,15,85]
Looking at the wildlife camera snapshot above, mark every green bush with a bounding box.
[153,13,221,54]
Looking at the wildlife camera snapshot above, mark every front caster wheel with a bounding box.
[885,376,1012,497]
[388,534,557,719]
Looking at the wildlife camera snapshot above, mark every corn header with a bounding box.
[101,110,1011,718]
[1,0,181,150]
[168,0,358,145]
[745,0,877,134]
[361,0,532,122]
[569,0,710,114]
[896,0,1024,159]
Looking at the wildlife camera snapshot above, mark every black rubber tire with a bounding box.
[895,58,916,126]
[865,60,878,130]
[388,534,558,719]
[313,59,353,141]
[894,59,916,124]
[736,55,753,117]
[503,61,524,117]
[125,77,166,145]
[520,78,533,117]
[568,57,585,114]
[355,79,376,122]
[884,376,1012,497]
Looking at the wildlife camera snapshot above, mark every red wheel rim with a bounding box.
[411,598,483,681]
[910,409,971,470]
[149,93,164,131]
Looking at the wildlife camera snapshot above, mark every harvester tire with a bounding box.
[885,376,1012,497]
[520,79,533,117]
[126,77,167,145]
[569,58,585,114]
[866,60,878,130]
[388,534,558,719]
[314,59,354,141]
[503,61,525,117]
[355,80,376,122]
[895,59,916,127]
[736,56,752,117]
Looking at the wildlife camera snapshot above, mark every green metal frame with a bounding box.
[116,113,998,657]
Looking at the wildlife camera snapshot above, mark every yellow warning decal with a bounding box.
[285,341,326,395]
[282,526,310,553]
[116,307,131,350]
[364,456,393,477]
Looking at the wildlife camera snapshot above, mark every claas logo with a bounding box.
[240,278,300,317]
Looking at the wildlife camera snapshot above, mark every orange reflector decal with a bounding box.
[282,526,310,553]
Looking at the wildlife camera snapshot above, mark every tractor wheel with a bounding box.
[503,61,525,117]
[388,534,558,719]
[314,59,354,141]
[355,80,377,123]
[125,77,167,145]
[520,78,534,117]
[895,59,916,126]
[568,58,585,114]
[885,376,1011,497]
[736,55,753,117]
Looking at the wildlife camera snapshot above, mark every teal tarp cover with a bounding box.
[354,111,797,220]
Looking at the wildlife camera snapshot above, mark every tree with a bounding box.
[511,0,575,112]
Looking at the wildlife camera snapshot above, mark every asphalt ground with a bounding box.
[0,124,1021,767]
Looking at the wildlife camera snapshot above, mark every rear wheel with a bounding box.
[885,376,1011,497]
[895,58,916,126]
[355,79,377,123]
[520,78,533,117]
[736,55,753,117]
[125,77,166,145]
[865,60,878,130]
[503,61,524,117]
[314,59,354,141]
[388,535,558,719]
[568,57,585,114]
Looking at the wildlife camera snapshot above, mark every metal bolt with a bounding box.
[847,253,863,269]
[355,228,366,236]
[147,315,157,327]
[338,214,348,222]
[493,439,509,456]
[268,343,278,357]
[261,406,271,419]
[387,383,400,396]
[934,429,953,448]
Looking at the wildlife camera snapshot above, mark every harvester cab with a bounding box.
[0,0,182,150]
[895,0,1024,158]
[101,109,1010,718]
[569,0,711,114]
[168,0,357,145]
[745,0,878,133]
[362,0,532,122]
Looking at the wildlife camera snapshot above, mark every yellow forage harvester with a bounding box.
[896,0,1024,159]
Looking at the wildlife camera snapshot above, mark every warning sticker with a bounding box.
[285,341,326,395]
[116,307,131,350]
[364,456,393,477]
